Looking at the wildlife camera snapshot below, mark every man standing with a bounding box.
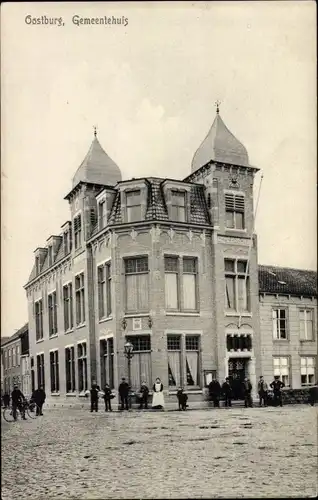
[138,381,149,410]
[222,378,232,407]
[90,381,100,412]
[270,376,285,407]
[11,385,26,420]
[243,378,253,408]
[32,386,46,416]
[103,383,113,412]
[258,376,269,407]
[208,379,222,408]
[118,377,130,411]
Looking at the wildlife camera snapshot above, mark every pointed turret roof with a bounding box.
[191,108,249,173]
[72,131,122,188]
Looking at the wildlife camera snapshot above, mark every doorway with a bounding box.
[228,358,249,400]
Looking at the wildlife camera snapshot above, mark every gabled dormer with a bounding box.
[118,178,149,223]
[161,179,192,223]
[34,247,48,276]
[61,221,72,255]
[96,187,117,231]
[46,235,62,266]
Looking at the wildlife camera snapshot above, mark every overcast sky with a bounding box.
[1,1,316,335]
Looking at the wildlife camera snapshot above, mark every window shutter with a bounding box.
[90,209,97,227]
[225,194,245,212]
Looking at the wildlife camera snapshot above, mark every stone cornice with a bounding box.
[24,254,71,290]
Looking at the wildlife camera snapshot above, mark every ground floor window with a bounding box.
[77,342,88,392]
[167,335,201,389]
[273,356,290,387]
[50,350,59,393]
[65,346,76,393]
[36,353,45,389]
[126,335,152,390]
[185,336,200,386]
[167,335,182,388]
[100,338,115,389]
[301,357,316,386]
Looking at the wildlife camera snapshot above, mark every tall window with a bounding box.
[35,256,40,275]
[50,350,59,393]
[300,310,314,341]
[167,335,182,388]
[12,347,16,367]
[8,349,12,369]
[16,345,20,366]
[164,256,198,312]
[77,342,88,392]
[273,357,290,387]
[171,190,186,222]
[75,273,85,325]
[63,283,73,331]
[98,262,112,319]
[65,346,75,392]
[300,357,316,386]
[186,336,200,386]
[36,353,45,388]
[225,259,249,312]
[272,309,287,340]
[225,193,245,229]
[74,214,82,249]
[48,291,58,336]
[98,200,107,230]
[125,257,149,313]
[126,190,142,222]
[63,231,69,255]
[100,338,115,389]
[35,300,43,341]
[126,335,152,390]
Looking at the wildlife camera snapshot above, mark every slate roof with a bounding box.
[1,323,28,348]
[27,239,70,283]
[258,265,317,298]
[192,111,249,173]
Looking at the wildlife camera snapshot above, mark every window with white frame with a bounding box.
[167,335,182,388]
[16,345,20,366]
[185,336,200,386]
[74,214,82,249]
[4,351,7,370]
[164,256,198,312]
[300,357,316,386]
[272,309,287,340]
[12,347,16,367]
[75,273,85,325]
[77,342,88,392]
[8,349,12,369]
[65,346,75,392]
[171,190,186,222]
[98,262,112,319]
[36,353,45,388]
[125,257,149,313]
[126,335,152,390]
[35,300,43,341]
[100,338,114,389]
[273,357,290,387]
[300,310,314,341]
[63,283,73,331]
[225,193,245,230]
[48,291,58,336]
[126,190,142,222]
[225,259,249,312]
[98,200,107,230]
[50,350,59,393]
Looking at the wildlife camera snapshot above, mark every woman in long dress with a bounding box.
[152,378,165,410]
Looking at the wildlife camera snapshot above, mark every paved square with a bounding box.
[1,405,317,499]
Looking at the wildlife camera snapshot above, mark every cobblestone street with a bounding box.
[1,405,317,499]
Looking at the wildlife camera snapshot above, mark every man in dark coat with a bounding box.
[11,385,26,420]
[138,381,149,410]
[31,385,46,416]
[243,378,253,408]
[270,376,285,407]
[118,377,130,410]
[222,378,232,407]
[208,379,221,408]
[176,387,188,411]
[90,382,100,412]
[103,383,113,412]
[258,375,269,407]
[308,382,318,407]
[3,392,10,408]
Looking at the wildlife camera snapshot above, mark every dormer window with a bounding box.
[35,256,40,275]
[74,214,82,249]
[63,231,69,255]
[171,190,186,222]
[126,190,142,222]
[98,199,107,230]
[225,193,245,230]
[48,246,53,266]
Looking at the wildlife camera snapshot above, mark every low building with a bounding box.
[1,324,29,394]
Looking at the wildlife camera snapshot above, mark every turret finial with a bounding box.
[215,100,221,114]
[93,125,97,138]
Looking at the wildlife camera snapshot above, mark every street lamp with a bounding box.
[124,341,134,408]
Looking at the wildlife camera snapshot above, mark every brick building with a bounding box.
[24,109,317,406]
[1,324,29,394]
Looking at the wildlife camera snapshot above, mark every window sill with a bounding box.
[273,339,289,342]
[76,323,86,330]
[225,228,247,233]
[300,339,315,343]
[66,393,77,397]
[64,329,74,335]
[225,312,252,317]
[51,392,60,397]
[49,334,58,340]
[36,339,44,344]
[124,313,149,318]
[166,312,200,317]
[99,316,113,324]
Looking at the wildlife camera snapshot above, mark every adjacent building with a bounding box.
[1,324,29,394]
[23,109,317,406]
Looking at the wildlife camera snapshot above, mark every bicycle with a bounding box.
[3,400,40,422]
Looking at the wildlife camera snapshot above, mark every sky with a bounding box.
[1,1,317,335]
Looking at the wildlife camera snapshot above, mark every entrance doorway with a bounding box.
[228,358,249,400]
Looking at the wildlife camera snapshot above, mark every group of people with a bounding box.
[2,385,46,420]
[208,375,286,408]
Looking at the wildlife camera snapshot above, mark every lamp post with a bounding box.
[124,341,134,408]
